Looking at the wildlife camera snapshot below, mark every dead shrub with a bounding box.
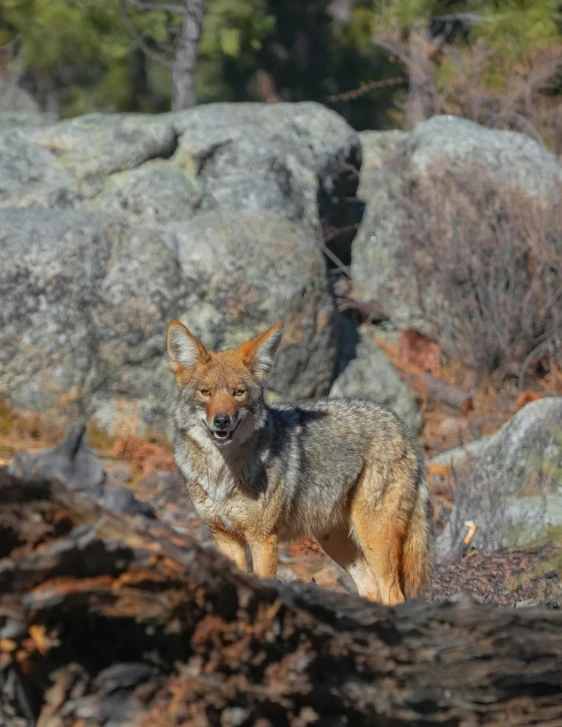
[373,27,562,153]
[0,398,62,444]
[113,435,176,477]
[113,435,142,462]
[439,40,562,156]
[399,168,562,383]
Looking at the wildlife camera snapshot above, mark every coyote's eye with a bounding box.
[233,389,245,397]
[199,388,211,397]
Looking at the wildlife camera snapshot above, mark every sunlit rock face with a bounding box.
[0,103,361,436]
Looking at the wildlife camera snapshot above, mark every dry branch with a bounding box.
[1,468,561,726]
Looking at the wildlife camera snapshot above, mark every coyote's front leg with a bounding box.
[248,534,278,580]
[211,528,248,572]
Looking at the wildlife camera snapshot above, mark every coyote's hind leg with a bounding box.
[318,523,382,602]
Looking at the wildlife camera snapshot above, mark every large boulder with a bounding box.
[0,131,77,208]
[26,112,179,195]
[352,116,562,342]
[330,319,421,433]
[0,110,57,133]
[0,77,42,113]
[0,103,360,437]
[168,102,360,231]
[435,397,562,560]
[84,161,202,224]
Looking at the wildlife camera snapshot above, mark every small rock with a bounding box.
[447,590,477,608]
[277,567,299,584]
[515,599,541,609]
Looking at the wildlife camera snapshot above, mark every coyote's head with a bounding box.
[166,321,283,448]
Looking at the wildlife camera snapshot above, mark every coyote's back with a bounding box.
[265,398,434,600]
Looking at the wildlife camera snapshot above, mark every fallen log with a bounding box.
[0,468,561,727]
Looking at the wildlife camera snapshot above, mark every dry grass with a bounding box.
[0,398,57,444]
[374,331,562,461]
[0,397,176,478]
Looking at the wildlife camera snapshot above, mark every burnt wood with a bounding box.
[0,468,561,726]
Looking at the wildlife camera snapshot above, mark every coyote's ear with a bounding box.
[167,321,210,388]
[238,322,284,382]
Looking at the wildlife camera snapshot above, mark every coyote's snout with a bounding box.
[167,320,434,605]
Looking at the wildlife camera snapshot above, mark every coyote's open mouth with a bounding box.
[209,420,240,445]
[212,430,231,442]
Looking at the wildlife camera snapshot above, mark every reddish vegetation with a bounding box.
[397,329,441,376]
[113,435,176,477]
[514,390,543,411]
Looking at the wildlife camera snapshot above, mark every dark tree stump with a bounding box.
[0,468,561,726]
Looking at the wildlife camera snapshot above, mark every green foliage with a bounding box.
[0,0,137,114]
[196,0,275,102]
[344,6,376,51]
[200,0,274,57]
[1,1,123,70]
[0,0,560,139]
[368,0,562,146]
[370,0,561,54]
[375,0,435,30]
[475,0,561,60]
[0,0,276,114]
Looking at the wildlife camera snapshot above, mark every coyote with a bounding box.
[167,320,434,604]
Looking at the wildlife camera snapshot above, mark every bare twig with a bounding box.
[115,0,173,67]
[328,76,406,102]
[319,241,351,276]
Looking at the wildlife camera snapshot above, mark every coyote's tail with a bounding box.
[401,479,434,598]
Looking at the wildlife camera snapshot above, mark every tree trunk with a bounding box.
[1,467,561,726]
[171,0,206,110]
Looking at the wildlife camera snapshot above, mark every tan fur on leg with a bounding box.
[212,529,248,572]
[319,525,381,601]
[248,534,278,579]
[352,514,406,606]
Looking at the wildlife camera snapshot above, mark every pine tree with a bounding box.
[367,0,562,149]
